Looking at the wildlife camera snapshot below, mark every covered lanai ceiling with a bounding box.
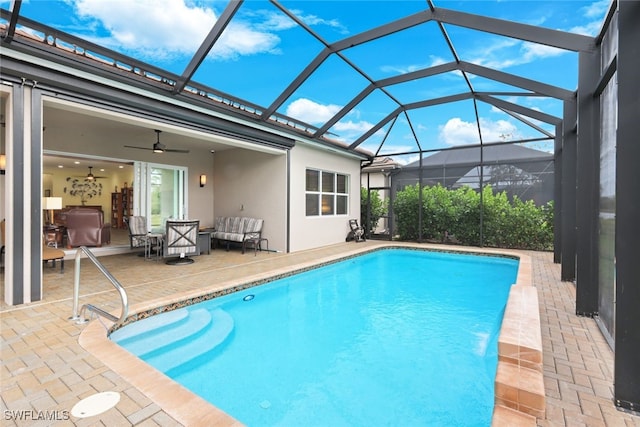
[1,0,606,162]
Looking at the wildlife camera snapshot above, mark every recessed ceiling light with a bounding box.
[118,165,124,169]
[74,161,80,164]
[58,165,64,168]
[100,168,105,172]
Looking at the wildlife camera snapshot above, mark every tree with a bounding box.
[360,187,387,236]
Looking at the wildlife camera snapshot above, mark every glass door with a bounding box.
[133,162,187,233]
[150,165,187,231]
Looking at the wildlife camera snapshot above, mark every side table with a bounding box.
[145,233,164,261]
[198,231,213,255]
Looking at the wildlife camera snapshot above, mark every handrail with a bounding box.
[69,246,129,327]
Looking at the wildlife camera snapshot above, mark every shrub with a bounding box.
[393,184,421,240]
[360,187,387,235]
[391,184,554,250]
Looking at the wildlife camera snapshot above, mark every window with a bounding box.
[306,169,349,216]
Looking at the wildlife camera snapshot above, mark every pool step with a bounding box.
[110,308,191,345]
[145,309,234,374]
[114,309,214,357]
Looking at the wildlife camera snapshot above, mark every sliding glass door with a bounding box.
[134,162,188,232]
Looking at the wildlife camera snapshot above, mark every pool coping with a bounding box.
[79,242,541,426]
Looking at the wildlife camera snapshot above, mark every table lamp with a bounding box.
[42,197,63,225]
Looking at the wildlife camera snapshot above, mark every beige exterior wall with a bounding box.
[289,143,362,252]
[213,148,288,252]
[361,171,389,188]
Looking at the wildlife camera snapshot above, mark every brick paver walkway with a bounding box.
[1,244,638,426]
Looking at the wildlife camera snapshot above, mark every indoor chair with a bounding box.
[65,208,111,248]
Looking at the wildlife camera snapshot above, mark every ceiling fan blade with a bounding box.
[125,134,190,153]
[124,145,153,151]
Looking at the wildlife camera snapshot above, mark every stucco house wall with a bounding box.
[289,143,362,252]
[213,148,288,252]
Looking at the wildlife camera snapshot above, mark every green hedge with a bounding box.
[360,187,387,234]
[392,184,554,251]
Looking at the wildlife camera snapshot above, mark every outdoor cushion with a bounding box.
[212,216,264,250]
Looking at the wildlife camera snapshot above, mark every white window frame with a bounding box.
[305,168,349,217]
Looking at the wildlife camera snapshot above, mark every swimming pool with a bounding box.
[111,248,518,426]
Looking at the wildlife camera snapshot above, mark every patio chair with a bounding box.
[346,219,365,243]
[164,219,200,265]
[125,216,148,255]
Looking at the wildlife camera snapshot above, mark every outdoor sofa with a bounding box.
[212,216,263,253]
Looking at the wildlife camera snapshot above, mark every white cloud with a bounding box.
[245,8,347,34]
[521,42,565,61]
[567,1,610,37]
[285,98,342,124]
[71,0,281,60]
[582,0,610,19]
[569,21,603,37]
[298,12,348,35]
[215,22,281,59]
[333,120,375,134]
[380,55,450,75]
[438,117,519,145]
[472,38,565,70]
[285,98,377,144]
[252,11,298,31]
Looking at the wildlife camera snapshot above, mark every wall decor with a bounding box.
[64,177,103,205]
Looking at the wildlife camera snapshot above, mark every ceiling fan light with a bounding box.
[153,129,165,153]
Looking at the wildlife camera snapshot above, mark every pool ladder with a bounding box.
[69,246,129,327]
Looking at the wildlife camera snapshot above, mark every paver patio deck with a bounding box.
[1,242,639,426]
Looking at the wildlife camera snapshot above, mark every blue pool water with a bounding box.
[112,249,518,426]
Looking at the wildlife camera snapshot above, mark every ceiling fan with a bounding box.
[74,166,107,181]
[124,129,190,154]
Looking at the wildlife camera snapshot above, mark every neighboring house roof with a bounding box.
[405,144,553,169]
[361,157,402,173]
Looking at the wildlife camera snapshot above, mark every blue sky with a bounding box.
[5,0,610,161]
